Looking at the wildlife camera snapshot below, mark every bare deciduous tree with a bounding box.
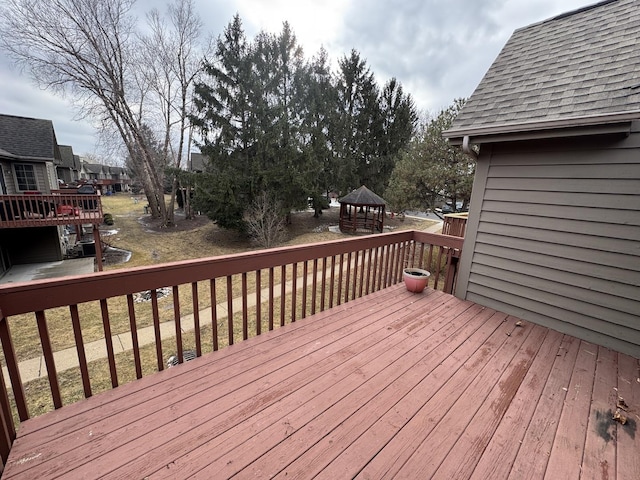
[245,192,287,248]
[0,0,208,226]
[139,0,210,223]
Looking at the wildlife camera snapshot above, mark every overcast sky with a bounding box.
[0,0,592,158]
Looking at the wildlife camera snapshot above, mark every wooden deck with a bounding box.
[3,285,639,479]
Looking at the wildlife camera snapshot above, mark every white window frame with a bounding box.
[13,163,39,191]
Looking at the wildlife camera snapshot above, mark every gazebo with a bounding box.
[338,185,387,234]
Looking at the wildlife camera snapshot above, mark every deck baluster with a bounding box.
[150,290,163,370]
[255,270,261,336]
[226,276,234,345]
[0,317,28,421]
[99,300,118,386]
[242,273,248,339]
[70,304,93,395]
[0,365,15,464]
[268,267,274,330]
[172,286,183,364]
[302,261,308,319]
[291,263,297,322]
[210,279,218,351]
[345,252,352,303]
[191,283,201,357]
[126,295,142,379]
[36,311,62,409]
[280,265,286,327]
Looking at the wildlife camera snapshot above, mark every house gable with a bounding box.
[0,114,61,162]
[445,0,640,143]
[445,0,640,358]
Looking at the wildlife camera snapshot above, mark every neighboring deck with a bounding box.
[3,284,639,479]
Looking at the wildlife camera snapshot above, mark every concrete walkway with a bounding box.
[0,258,95,285]
[4,222,444,387]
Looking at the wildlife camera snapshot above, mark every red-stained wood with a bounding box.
[337,253,344,305]
[467,329,564,480]
[268,267,274,330]
[126,295,143,379]
[70,304,93,396]
[210,278,218,351]
[191,283,201,357]
[507,335,582,480]
[280,265,286,326]
[7,287,428,479]
[544,341,598,479]
[226,275,234,344]
[267,302,498,480]
[2,286,638,480]
[431,325,551,480]
[315,258,322,313]
[99,299,118,387]
[581,345,619,480]
[242,272,248,339]
[329,255,335,309]
[395,324,549,480]
[0,317,28,421]
[615,353,640,480]
[36,311,62,409]
[291,263,297,323]
[301,261,308,319]
[0,365,14,466]
[151,289,163,370]
[255,270,261,336]
[172,286,183,364]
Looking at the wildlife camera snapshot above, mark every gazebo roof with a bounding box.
[339,185,387,206]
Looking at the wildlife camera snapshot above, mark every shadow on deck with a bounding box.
[3,285,639,479]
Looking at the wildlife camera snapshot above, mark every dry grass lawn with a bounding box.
[8,194,437,420]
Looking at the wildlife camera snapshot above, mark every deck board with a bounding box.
[3,285,639,479]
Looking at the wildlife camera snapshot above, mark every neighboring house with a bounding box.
[78,160,130,193]
[0,114,60,195]
[0,114,105,276]
[0,114,67,274]
[81,161,108,181]
[57,144,81,185]
[444,0,640,357]
[108,166,130,192]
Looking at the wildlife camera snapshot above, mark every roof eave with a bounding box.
[444,110,640,145]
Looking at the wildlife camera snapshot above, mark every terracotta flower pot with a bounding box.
[403,267,431,293]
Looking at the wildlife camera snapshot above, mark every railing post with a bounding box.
[0,345,16,467]
[0,315,28,421]
[93,226,103,271]
[443,248,461,295]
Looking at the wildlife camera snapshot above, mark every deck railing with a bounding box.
[442,212,468,238]
[0,230,462,467]
[0,193,103,228]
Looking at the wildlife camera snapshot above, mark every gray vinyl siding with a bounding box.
[0,227,63,264]
[456,127,640,358]
[6,162,50,194]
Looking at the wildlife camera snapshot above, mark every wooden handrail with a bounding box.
[0,193,103,228]
[0,230,462,465]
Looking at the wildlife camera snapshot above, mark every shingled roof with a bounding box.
[445,0,640,141]
[339,185,387,206]
[59,145,76,169]
[0,114,61,161]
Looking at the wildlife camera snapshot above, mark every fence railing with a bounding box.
[0,230,462,467]
[442,212,468,238]
[0,193,103,228]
